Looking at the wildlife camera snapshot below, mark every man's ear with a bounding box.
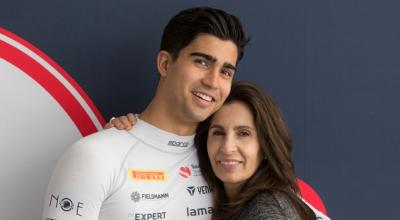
[157,50,172,77]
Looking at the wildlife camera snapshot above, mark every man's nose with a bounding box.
[202,68,219,89]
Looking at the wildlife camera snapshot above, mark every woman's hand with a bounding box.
[104,113,137,130]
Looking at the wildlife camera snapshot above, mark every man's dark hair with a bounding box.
[160,7,249,63]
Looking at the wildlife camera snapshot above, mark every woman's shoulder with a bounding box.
[238,191,301,220]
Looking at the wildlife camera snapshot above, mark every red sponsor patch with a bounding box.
[179,166,192,178]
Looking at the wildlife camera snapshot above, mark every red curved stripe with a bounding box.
[0,40,97,136]
[0,28,106,126]
[297,178,328,215]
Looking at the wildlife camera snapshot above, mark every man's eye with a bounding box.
[221,69,233,78]
[195,59,208,67]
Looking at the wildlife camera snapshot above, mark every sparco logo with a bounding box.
[167,140,189,147]
[186,185,213,196]
[48,194,84,216]
[130,191,169,203]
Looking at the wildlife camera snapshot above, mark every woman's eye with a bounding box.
[238,131,250,136]
[211,130,224,136]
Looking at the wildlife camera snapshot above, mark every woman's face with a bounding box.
[207,101,263,189]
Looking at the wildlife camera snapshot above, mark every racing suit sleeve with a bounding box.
[42,134,121,220]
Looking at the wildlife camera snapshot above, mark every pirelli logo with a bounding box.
[128,168,168,182]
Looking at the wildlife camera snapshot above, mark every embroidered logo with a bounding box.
[167,140,189,147]
[128,168,168,182]
[179,166,192,178]
[186,186,196,196]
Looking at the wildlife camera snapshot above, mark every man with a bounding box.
[43,7,248,220]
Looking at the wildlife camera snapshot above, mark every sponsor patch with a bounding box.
[179,166,191,178]
[130,191,169,203]
[186,206,214,216]
[190,164,202,176]
[128,168,168,182]
[186,185,213,196]
[186,186,196,196]
[128,212,167,220]
[48,194,84,217]
[179,164,202,179]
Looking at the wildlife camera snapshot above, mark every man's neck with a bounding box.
[140,99,198,136]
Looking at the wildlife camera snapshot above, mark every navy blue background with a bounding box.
[2,1,400,219]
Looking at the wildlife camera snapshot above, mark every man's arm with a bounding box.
[43,133,122,220]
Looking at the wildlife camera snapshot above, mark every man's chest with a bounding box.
[100,148,214,220]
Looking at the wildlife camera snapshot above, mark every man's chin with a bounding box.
[189,111,213,123]
[185,104,219,122]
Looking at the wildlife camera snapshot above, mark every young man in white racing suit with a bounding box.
[43,6,248,220]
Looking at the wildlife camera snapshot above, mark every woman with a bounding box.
[195,81,315,220]
[108,81,316,220]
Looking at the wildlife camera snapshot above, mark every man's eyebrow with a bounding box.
[190,52,237,71]
[223,63,237,72]
[190,52,217,62]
